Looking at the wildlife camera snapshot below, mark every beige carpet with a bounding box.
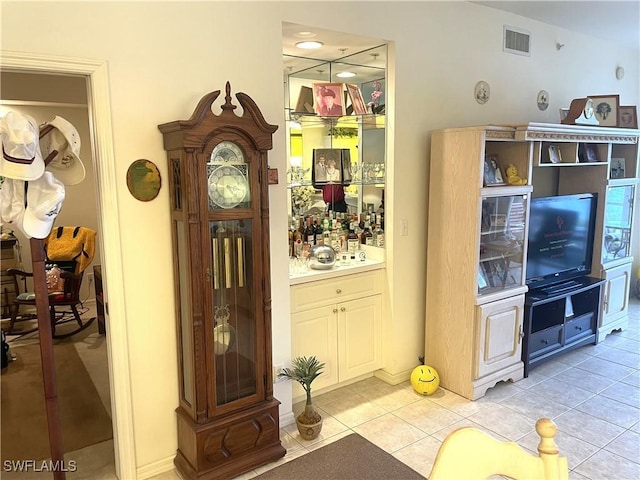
[255,434,426,479]
[1,339,113,461]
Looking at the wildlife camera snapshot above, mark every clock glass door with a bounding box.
[210,219,257,405]
[207,141,251,210]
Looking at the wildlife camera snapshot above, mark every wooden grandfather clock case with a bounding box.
[158,82,285,479]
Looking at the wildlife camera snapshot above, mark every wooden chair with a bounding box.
[6,261,95,339]
[5,226,97,339]
[429,418,569,480]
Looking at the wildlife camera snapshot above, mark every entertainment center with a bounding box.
[426,123,639,400]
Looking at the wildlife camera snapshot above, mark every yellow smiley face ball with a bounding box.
[410,365,440,395]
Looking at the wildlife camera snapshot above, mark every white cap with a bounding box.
[40,116,86,185]
[0,112,45,181]
[23,172,66,239]
[0,177,29,238]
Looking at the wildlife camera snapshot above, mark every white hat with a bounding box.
[40,116,85,185]
[0,112,45,181]
[23,172,66,239]
[0,177,29,237]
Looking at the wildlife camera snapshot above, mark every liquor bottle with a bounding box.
[347,220,359,256]
[374,220,384,248]
[322,217,331,247]
[293,216,304,257]
[330,221,341,254]
[361,219,374,245]
[288,219,296,256]
[314,217,323,245]
[305,216,315,246]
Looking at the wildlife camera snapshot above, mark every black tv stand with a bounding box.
[523,276,605,377]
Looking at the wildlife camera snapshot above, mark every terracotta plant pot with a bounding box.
[296,416,323,441]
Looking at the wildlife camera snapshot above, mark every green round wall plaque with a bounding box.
[126,159,161,201]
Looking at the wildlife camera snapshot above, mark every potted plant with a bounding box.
[278,355,325,440]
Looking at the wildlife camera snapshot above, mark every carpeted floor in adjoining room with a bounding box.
[1,302,117,480]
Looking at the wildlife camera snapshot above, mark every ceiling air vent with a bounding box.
[503,25,531,56]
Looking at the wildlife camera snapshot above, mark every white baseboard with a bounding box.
[374,367,412,385]
[137,455,176,480]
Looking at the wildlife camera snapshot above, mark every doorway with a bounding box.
[0,51,135,479]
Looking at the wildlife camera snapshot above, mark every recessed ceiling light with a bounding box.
[296,41,323,50]
[337,72,356,78]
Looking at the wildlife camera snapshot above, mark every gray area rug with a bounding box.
[255,433,426,479]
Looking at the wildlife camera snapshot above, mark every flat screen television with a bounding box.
[526,193,598,290]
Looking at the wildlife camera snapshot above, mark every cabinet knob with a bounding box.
[340,307,346,312]
[333,308,338,313]
[542,339,549,345]
[575,326,583,331]
[336,288,342,294]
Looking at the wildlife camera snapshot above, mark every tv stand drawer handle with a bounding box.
[541,339,549,345]
[575,326,583,331]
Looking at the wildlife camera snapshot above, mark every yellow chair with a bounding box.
[429,418,569,480]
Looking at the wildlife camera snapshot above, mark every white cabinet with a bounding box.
[290,270,383,398]
[475,296,524,387]
[599,262,632,341]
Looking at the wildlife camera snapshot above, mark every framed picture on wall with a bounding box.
[312,148,352,187]
[590,94,620,127]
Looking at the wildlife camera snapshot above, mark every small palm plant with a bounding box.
[278,356,325,425]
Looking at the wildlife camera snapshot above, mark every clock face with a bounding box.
[211,141,244,164]
[208,164,248,208]
[584,98,594,119]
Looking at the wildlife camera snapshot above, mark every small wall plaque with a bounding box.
[126,159,161,201]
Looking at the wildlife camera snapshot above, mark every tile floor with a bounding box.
[149,298,639,480]
[4,300,638,479]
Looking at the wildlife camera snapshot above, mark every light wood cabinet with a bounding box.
[519,123,639,343]
[290,270,382,399]
[427,123,639,400]
[426,126,530,400]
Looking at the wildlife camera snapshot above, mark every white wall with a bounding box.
[2,1,638,476]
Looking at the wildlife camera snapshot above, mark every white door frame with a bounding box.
[1,50,136,479]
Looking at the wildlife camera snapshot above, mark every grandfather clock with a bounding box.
[158,83,285,479]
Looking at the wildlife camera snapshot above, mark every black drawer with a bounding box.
[565,313,594,344]
[529,325,563,357]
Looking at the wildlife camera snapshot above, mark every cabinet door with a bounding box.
[602,263,631,328]
[475,295,524,379]
[337,295,382,382]
[291,305,339,392]
[602,184,635,264]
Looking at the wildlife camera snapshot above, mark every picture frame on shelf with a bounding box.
[578,143,600,163]
[559,108,569,122]
[312,148,352,187]
[618,105,638,129]
[312,82,346,117]
[590,94,620,127]
[548,145,562,164]
[294,86,315,114]
[610,158,626,179]
[483,154,505,186]
[361,78,385,114]
[346,84,368,115]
